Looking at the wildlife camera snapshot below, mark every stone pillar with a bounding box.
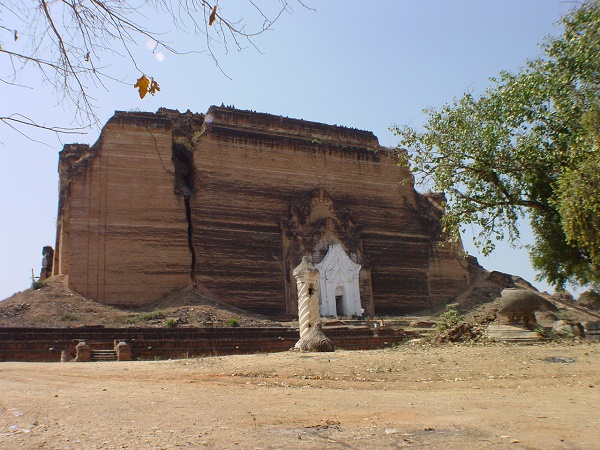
[40,246,54,281]
[293,257,334,352]
[74,341,91,362]
[294,256,321,340]
[60,350,71,362]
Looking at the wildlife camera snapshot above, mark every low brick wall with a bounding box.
[0,326,410,362]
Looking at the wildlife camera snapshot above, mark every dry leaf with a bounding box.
[134,75,150,99]
[149,80,160,95]
[209,5,217,26]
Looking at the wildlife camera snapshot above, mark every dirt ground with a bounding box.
[1,342,598,450]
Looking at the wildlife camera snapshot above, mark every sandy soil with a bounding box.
[1,342,598,449]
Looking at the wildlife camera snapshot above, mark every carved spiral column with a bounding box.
[293,257,334,352]
[297,278,320,340]
[293,256,321,340]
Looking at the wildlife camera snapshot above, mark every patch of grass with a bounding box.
[389,338,410,347]
[228,318,239,327]
[61,312,80,322]
[534,325,550,339]
[124,309,166,325]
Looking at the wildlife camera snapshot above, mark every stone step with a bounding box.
[91,349,117,362]
[407,328,436,337]
[486,324,540,343]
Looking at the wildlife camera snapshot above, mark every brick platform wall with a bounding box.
[0,327,410,362]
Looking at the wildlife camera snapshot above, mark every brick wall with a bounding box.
[0,326,410,362]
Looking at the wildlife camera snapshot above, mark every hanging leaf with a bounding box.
[134,75,150,99]
[209,5,218,26]
[149,80,160,95]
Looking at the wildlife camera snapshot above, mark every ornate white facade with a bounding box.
[316,244,362,317]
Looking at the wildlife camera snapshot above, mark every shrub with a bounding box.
[165,318,178,328]
[436,303,463,331]
[142,309,165,321]
[32,279,47,290]
[228,318,239,327]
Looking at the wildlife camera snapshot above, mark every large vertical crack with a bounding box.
[184,195,197,286]
[171,112,203,287]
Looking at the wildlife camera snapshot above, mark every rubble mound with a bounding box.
[0,276,280,328]
[578,291,600,311]
[432,322,485,344]
[497,288,558,327]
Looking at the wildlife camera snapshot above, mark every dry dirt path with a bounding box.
[1,343,599,449]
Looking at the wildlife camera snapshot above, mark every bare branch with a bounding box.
[0,0,314,133]
[0,114,87,145]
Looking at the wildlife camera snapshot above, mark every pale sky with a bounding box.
[0,0,576,301]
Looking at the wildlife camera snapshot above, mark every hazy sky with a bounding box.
[0,0,576,300]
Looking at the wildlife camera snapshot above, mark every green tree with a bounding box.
[391,0,600,290]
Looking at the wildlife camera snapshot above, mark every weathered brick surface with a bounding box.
[54,106,469,315]
[55,114,191,306]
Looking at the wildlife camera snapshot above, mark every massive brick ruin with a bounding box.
[52,106,469,317]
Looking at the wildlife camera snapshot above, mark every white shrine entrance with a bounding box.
[315,244,362,317]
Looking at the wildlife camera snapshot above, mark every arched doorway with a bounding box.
[316,244,361,317]
[335,285,346,316]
